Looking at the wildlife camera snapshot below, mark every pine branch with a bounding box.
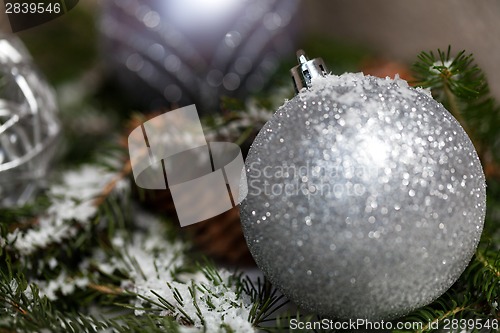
[0,269,188,333]
[395,292,475,333]
[412,46,500,167]
[418,305,468,333]
[475,252,500,279]
[464,246,500,307]
[0,195,51,227]
[0,272,105,332]
[87,283,123,295]
[93,160,132,207]
[240,275,289,327]
[131,259,256,332]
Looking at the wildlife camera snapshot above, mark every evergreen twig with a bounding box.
[412,46,500,167]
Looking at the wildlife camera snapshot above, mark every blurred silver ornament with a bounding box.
[99,0,300,112]
[240,51,486,319]
[0,34,61,207]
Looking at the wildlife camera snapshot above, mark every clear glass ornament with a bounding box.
[0,34,61,207]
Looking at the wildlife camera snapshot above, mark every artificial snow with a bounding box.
[94,211,254,332]
[296,72,429,107]
[4,165,123,255]
[430,59,454,74]
[4,163,255,331]
[29,271,89,301]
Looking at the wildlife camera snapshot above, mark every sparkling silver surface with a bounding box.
[240,73,486,319]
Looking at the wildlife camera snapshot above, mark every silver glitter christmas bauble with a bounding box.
[100,0,300,113]
[240,62,486,319]
[0,34,61,207]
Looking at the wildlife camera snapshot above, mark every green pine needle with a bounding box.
[412,46,500,160]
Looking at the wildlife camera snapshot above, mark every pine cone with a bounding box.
[124,114,254,266]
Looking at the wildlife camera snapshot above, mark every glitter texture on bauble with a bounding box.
[240,71,486,319]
